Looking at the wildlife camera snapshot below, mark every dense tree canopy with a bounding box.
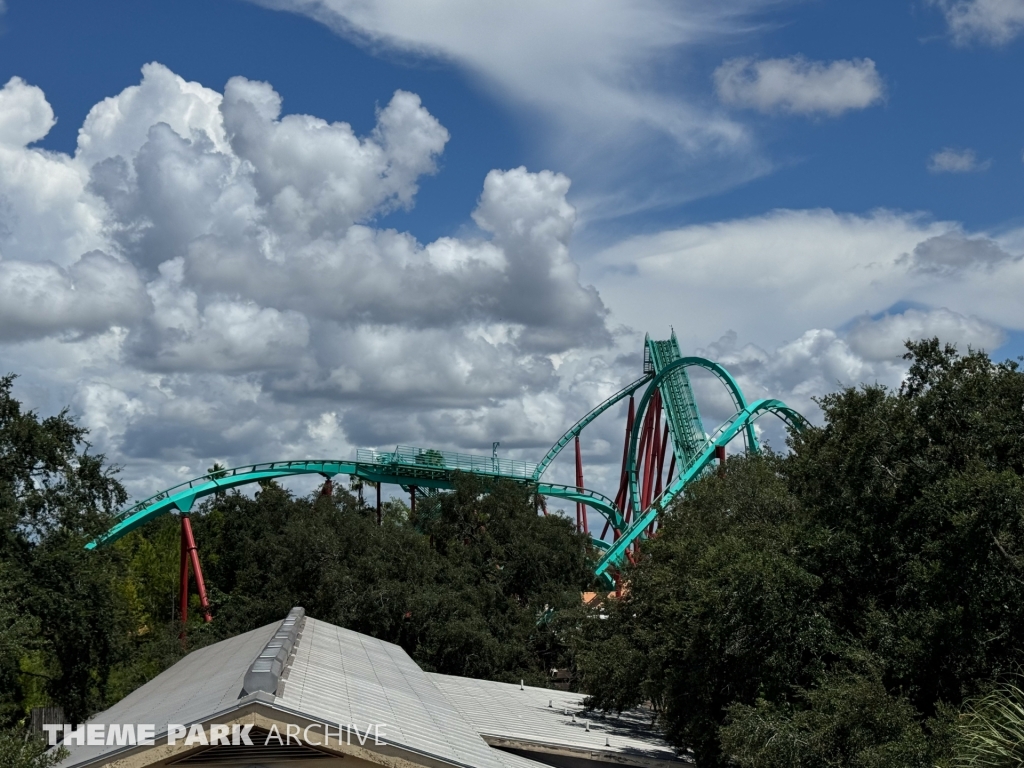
[575,341,1024,767]
[176,471,595,682]
[0,374,131,726]
[4,341,1024,768]
[0,370,595,744]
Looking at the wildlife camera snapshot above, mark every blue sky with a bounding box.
[10,1,1022,236]
[0,0,1022,500]
[0,0,518,242]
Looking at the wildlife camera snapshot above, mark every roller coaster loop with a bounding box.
[85,333,808,600]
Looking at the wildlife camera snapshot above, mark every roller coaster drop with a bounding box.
[86,332,807,622]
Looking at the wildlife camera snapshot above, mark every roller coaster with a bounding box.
[85,332,806,621]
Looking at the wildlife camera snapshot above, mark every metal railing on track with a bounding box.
[110,460,349,522]
[356,446,538,480]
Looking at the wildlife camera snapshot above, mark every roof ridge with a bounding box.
[239,606,305,698]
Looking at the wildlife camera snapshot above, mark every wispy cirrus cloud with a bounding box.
[928,147,991,173]
[930,0,1024,46]
[245,0,787,217]
[590,209,1024,356]
[713,56,885,117]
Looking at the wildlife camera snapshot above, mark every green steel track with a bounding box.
[86,447,625,552]
[600,397,807,582]
[86,347,807,588]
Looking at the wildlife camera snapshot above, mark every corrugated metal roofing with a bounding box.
[55,610,675,768]
[490,747,565,768]
[59,622,279,768]
[278,617,509,768]
[428,674,680,763]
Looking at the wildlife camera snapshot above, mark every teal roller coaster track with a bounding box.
[86,332,807,609]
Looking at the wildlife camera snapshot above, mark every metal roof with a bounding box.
[428,675,682,767]
[59,622,279,768]
[277,617,512,768]
[57,610,678,768]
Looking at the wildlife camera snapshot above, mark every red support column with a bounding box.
[715,444,727,473]
[650,399,662,498]
[603,396,635,541]
[376,482,382,526]
[648,424,669,538]
[574,435,588,533]
[649,453,676,537]
[320,478,333,497]
[630,402,655,524]
[573,438,580,531]
[642,422,657,510]
[410,486,417,515]
[640,392,659,510]
[654,422,669,500]
[181,516,212,623]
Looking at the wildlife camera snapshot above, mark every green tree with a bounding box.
[188,472,595,683]
[0,562,37,725]
[0,375,136,724]
[0,731,66,768]
[576,454,835,765]
[720,670,941,768]
[577,342,1024,767]
[0,374,595,728]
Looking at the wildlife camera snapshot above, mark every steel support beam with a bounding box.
[179,514,211,642]
[574,436,588,534]
[604,396,635,541]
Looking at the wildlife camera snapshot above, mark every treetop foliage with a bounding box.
[576,341,1024,767]
[0,372,595,739]
[4,340,1024,768]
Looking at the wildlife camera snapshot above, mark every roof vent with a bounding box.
[239,607,305,698]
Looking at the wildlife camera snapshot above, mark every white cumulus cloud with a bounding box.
[689,306,1005,449]
[1,61,1022,511]
[846,308,1005,361]
[0,63,615,499]
[0,77,55,147]
[713,56,885,116]
[0,251,150,342]
[903,232,1018,274]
